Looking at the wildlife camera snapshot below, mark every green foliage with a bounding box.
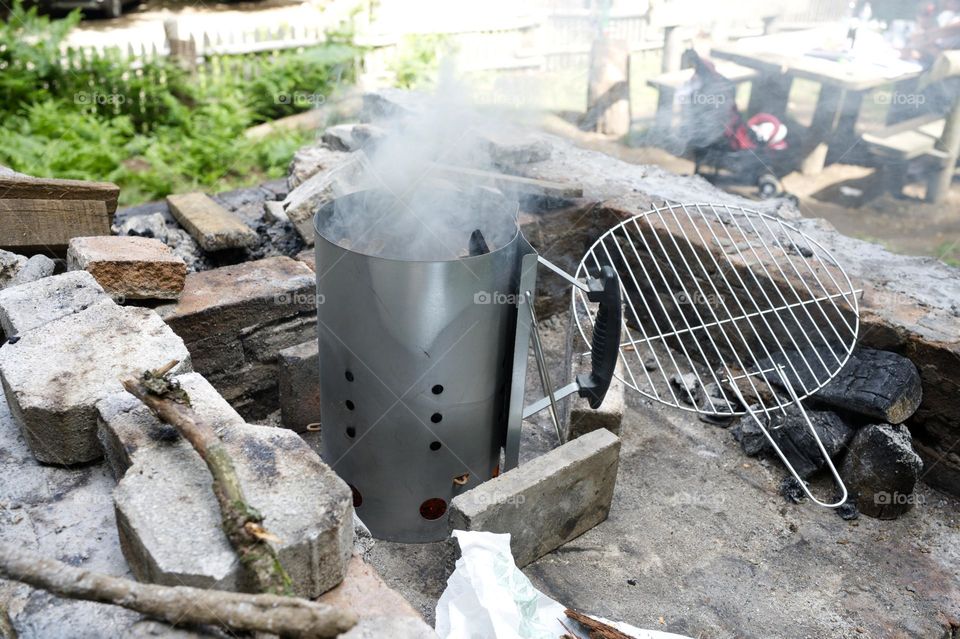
[0,0,356,206]
[935,241,960,268]
[389,34,448,89]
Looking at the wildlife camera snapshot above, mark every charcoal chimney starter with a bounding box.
[313,189,531,542]
[313,189,620,542]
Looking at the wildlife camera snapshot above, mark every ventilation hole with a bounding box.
[430,413,442,423]
[345,370,354,382]
[348,484,362,507]
[432,384,444,395]
[419,498,447,520]
[453,473,470,486]
[345,400,355,411]
[346,426,356,438]
[429,441,441,451]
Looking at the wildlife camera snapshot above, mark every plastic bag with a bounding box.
[435,530,692,639]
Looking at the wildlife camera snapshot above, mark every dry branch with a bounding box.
[121,360,293,596]
[0,544,355,638]
[564,609,636,639]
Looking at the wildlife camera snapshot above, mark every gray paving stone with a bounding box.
[114,421,353,597]
[448,428,620,567]
[96,372,245,479]
[278,339,320,432]
[0,270,108,338]
[7,254,55,288]
[0,300,191,464]
[567,356,625,440]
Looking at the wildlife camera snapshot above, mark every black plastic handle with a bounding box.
[576,265,622,409]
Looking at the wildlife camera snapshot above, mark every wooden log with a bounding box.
[0,175,119,215]
[0,199,110,253]
[0,543,356,638]
[430,163,582,200]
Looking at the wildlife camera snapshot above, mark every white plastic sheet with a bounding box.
[435,530,693,639]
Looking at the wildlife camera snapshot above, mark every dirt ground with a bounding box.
[365,316,960,639]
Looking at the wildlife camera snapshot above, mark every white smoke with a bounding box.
[316,70,522,261]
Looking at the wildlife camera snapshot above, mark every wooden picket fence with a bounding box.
[42,36,356,127]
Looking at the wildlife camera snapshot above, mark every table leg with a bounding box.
[825,89,865,164]
[654,87,676,132]
[800,84,843,175]
[747,73,792,118]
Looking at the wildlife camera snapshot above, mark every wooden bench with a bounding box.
[861,114,951,199]
[861,51,960,202]
[647,62,761,131]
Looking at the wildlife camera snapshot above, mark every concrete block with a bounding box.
[67,235,186,300]
[294,248,315,271]
[166,192,257,251]
[241,314,317,363]
[0,300,191,465]
[113,421,353,597]
[185,332,245,373]
[96,372,244,479]
[339,617,439,639]
[157,256,315,343]
[567,356,625,440]
[278,340,320,432]
[0,270,108,337]
[318,555,424,623]
[448,428,620,568]
[0,248,27,288]
[7,254,55,288]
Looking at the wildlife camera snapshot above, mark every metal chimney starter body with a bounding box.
[313,190,533,542]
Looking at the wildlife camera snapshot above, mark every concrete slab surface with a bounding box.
[365,318,960,638]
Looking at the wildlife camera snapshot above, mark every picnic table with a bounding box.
[711,26,924,174]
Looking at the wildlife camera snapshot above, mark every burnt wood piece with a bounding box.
[734,405,853,479]
[0,175,118,253]
[841,423,923,519]
[0,175,119,215]
[764,348,922,424]
[0,199,110,253]
[468,229,490,256]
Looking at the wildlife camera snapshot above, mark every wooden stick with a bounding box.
[121,360,293,596]
[430,163,583,199]
[0,544,355,638]
[564,608,637,639]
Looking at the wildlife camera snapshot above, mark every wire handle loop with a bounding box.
[725,365,848,508]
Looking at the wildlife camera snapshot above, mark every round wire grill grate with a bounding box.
[572,202,860,419]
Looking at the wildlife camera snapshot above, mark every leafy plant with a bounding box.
[0,0,356,205]
[389,34,449,89]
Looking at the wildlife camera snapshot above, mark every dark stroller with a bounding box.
[678,49,796,199]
